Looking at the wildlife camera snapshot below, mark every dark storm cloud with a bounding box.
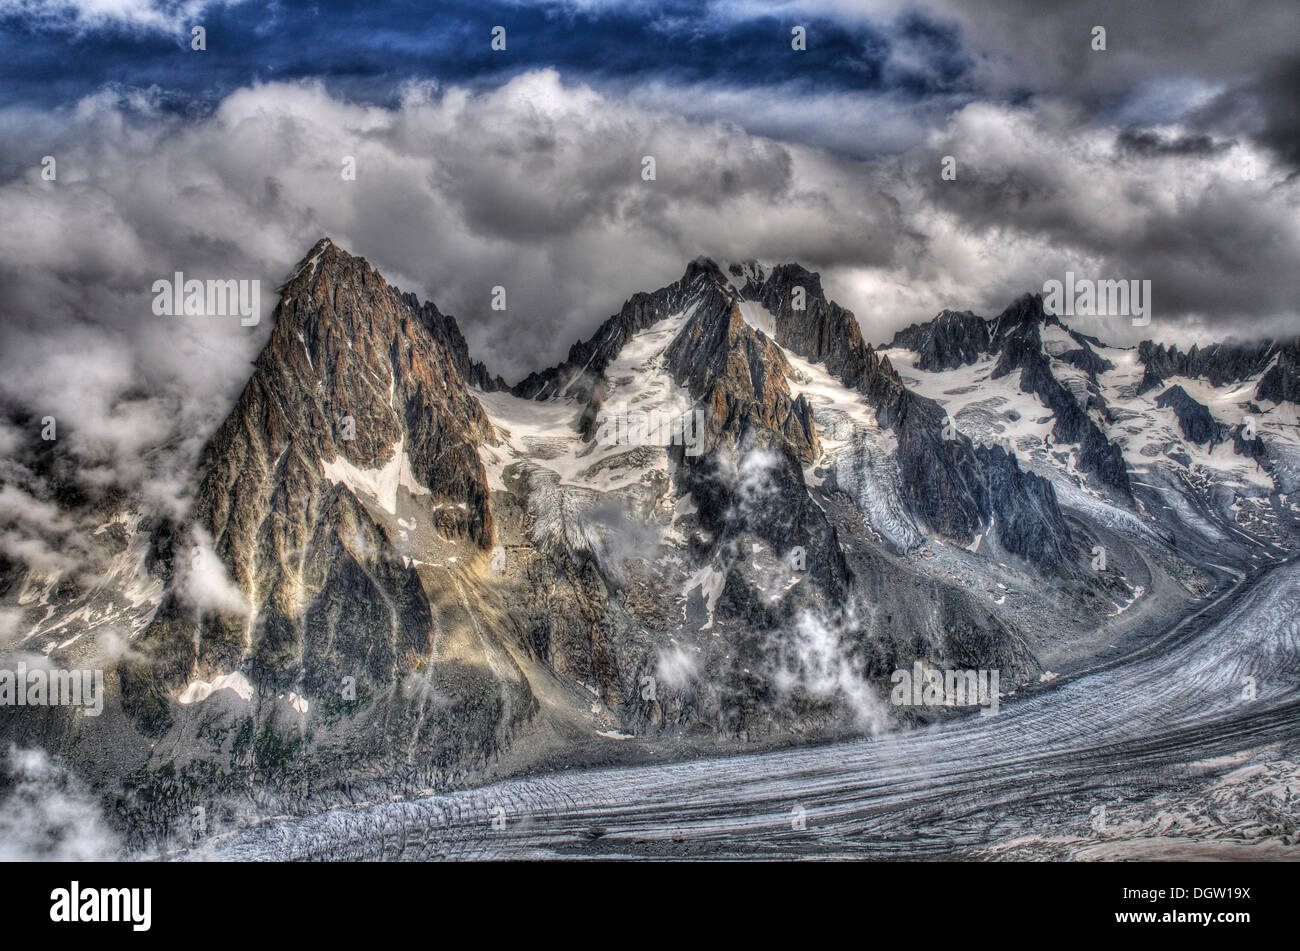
[1190,53,1300,175]
[1115,128,1226,158]
[898,100,1299,345]
[9,0,1294,175]
[910,0,1300,169]
[5,0,1296,174]
[3,74,1291,425]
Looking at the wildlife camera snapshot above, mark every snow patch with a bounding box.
[319,437,430,516]
[178,671,254,705]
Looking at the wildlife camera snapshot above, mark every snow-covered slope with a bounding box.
[886,300,1300,561]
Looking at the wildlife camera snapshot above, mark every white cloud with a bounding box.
[772,606,891,733]
[0,484,93,576]
[0,746,120,861]
[179,525,249,615]
[655,646,697,689]
[0,0,244,34]
[888,99,1300,346]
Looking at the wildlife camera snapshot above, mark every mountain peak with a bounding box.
[992,292,1057,330]
[680,255,729,290]
[282,235,341,282]
[726,259,767,286]
[122,236,500,730]
[890,309,990,371]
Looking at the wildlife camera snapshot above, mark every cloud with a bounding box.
[771,605,891,733]
[905,0,1297,112]
[730,0,1300,175]
[0,745,120,861]
[581,499,664,586]
[1192,54,1300,175]
[0,71,908,404]
[0,608,21,647]
[179,525,249,615]
[731,448,783,516]
[0,484,97,577]
[4,0,1297,190]
[655,645,697,689]
[1115,128,1227,158]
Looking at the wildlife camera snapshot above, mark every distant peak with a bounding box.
[726,259,767,286]
[680,256,728,289]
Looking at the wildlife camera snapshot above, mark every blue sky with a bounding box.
[1,0,983,162]
[2,1,969,108]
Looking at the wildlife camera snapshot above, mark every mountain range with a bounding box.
[3,237,1297,849]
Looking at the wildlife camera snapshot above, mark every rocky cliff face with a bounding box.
[1255,342,1300,405]
[737,262,902,396]
[488,256,1041,743]
[735,266,1076,567]
[885,294,1300,511]
[664,264,820,465]
[885,291,1300,557]
[1156,385,1229,448]
[1138,339,1278,393]
[496,258,857,705]
[987,295,1132,496]
[891,309,991,372]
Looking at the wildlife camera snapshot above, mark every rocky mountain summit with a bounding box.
[121,239,500,725]
[3,238,1297,850]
